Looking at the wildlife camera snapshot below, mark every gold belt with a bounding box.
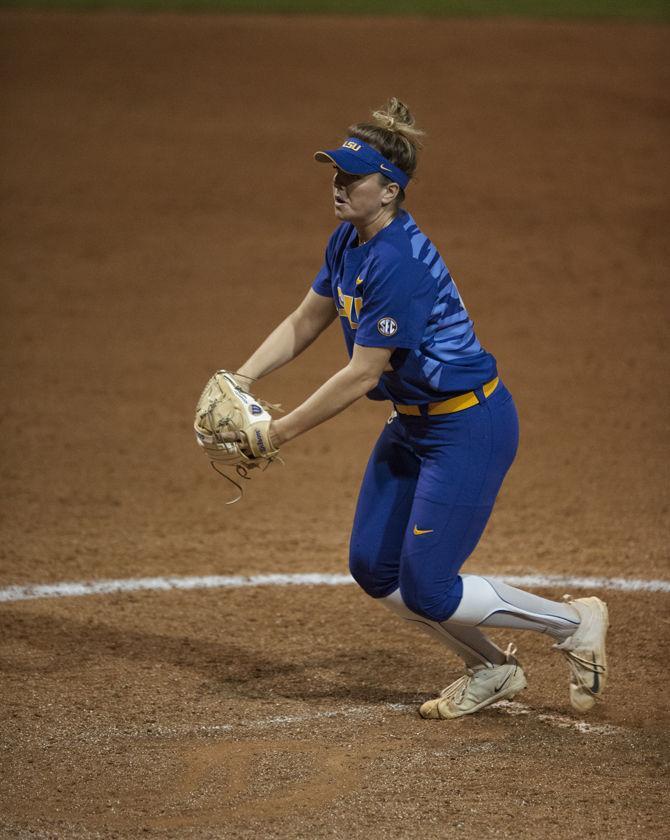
[394,377,500,416]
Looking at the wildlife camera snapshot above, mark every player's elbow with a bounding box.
[358,376,382,396]
[345,362,383,395]
[347,345,393,393]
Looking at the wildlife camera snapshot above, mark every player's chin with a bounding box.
[333,200,351,219]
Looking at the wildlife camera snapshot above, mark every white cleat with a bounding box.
[419,645,527,720]
[553,596,609,713]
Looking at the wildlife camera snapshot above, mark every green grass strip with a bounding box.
[1,0,669,23]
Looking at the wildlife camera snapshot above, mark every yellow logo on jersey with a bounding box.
[337,284,363,329]
[343,140,362,152]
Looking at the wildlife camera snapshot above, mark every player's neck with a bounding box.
[355,208,397,247]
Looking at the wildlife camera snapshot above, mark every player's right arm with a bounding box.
[235,289,336,384]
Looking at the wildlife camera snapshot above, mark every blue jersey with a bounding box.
[311,210,497,404]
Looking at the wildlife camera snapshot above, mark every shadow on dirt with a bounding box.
[0,608,431,705]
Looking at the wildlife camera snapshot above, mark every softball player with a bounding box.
[233,98,608,718]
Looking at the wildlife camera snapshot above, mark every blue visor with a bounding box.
[314,137,410,190]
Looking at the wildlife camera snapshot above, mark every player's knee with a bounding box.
[349,545,397,599]
[399,567,462,622]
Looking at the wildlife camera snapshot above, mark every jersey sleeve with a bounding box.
[311,259,332,298]
[311,230,337,298]
[355,251,436,350]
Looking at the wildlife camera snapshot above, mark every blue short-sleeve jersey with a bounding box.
[312,210,497,405]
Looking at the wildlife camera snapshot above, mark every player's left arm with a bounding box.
[270,343,393,446]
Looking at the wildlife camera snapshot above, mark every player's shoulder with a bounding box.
[396,210,439,256]
[374,211,428,260]
[369,211,436,278]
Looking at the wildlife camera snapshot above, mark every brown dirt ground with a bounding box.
[1,10,669,839]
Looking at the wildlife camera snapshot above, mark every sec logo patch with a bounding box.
[377,317,398,337]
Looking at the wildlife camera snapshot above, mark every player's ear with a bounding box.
[381,181,400,206]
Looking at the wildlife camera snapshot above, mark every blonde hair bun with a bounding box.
[347,97,425,187]
[371,97,424,148]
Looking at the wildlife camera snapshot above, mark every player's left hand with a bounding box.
[194,370,280,467]
[219,421,281,448]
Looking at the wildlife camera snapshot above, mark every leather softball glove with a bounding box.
[194,370,280,501]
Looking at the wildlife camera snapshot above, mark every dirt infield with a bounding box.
[1,11,669,839]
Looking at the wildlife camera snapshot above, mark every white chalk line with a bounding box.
[101,705,386,741]
[491,701,624,735]
[90,700,624,742]
[0,571,668,604]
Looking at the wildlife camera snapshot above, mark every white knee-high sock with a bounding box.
[449,575,580,641]
[379,589,507,668]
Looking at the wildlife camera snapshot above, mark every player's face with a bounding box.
[332,168,391,225]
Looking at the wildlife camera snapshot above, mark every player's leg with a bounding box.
[449,575,580,639]
[348,416,419,599]
[349,415,505,668]
[448,576,608,712]
[397,383,523,624]
[380,588,508,669]
[403,390,606,710]
[398,384,607,713]
[395,400,527,717]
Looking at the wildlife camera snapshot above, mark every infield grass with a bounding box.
[0,0,668,23]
